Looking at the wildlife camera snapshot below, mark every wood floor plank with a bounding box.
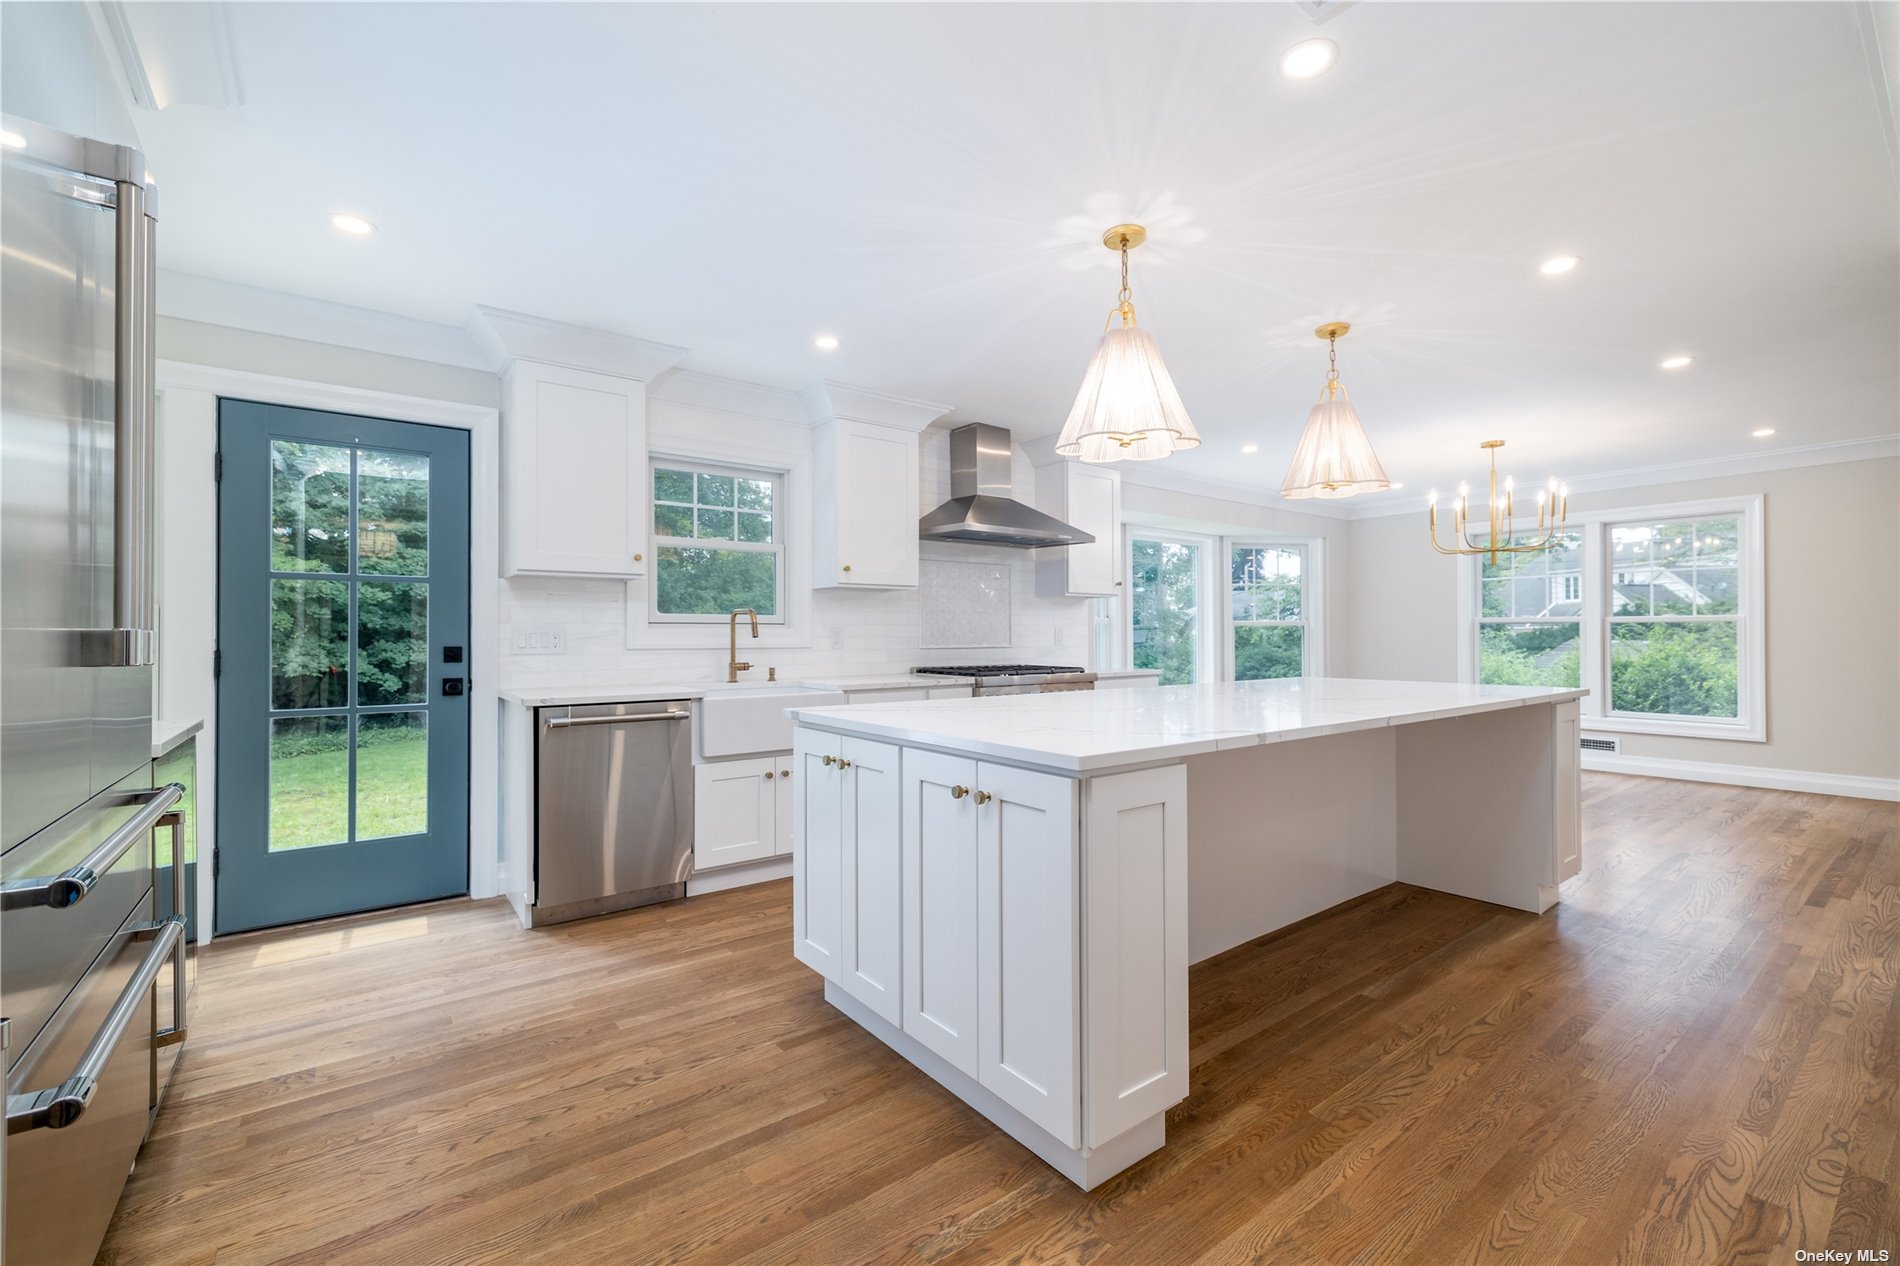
[96,775,1900,1265]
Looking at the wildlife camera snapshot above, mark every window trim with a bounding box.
[1457,494,1765,742]
[647,457,788,626]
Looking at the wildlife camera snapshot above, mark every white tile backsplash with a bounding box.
[498,422,1093,688]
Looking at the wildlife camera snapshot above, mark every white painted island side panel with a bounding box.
[792,730,843,978]
[976,762,1080,1147]
[840,736,902,1025]
[1084,764,1187,1148]
[902,748,981,1075]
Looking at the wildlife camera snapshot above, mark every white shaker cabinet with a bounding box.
[1032,457,1122,598]
[694,757,790,871]
[791,730,903,1025]
[901,750,1081,1146]
[813,418,919,589]
[500,360,650,578]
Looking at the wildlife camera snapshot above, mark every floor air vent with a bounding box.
[1580,735,1620,754]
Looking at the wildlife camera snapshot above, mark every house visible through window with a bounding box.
[1468,497,1760,739]
[651,461,786,623]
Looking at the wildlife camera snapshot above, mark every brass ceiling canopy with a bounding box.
[1101,224,1147,251]
[1314,321,1351,341]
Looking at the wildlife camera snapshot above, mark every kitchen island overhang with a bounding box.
[785,678,1588,1189]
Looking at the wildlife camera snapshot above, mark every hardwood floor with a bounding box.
[99,774,1899,1265]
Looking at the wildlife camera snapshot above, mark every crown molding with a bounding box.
[800,379,952,433]
[158,270,493,370]
[467,306,687,381]
[1347,434,1900,521]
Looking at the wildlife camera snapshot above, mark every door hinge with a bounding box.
[213,648,221,679]
[213,450,223,482]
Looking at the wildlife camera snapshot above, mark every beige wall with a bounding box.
[1347,457,1900,783]
[1119,481,1354,674]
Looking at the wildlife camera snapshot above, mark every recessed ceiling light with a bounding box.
[1659,355,1694,369]
[1751,427,1775,438]
[329,212,376,236]
[0,131,25,151]
[1241,443,1260,454]
[814,335,840,351]
[1539,255,1580,276]
[1279,38,1339,81]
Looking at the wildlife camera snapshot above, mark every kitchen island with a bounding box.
[785,677,1586,1189]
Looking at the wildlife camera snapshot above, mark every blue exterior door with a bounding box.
[216,400,470,933]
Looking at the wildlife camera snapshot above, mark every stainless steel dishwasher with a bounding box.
[532,700,694,926]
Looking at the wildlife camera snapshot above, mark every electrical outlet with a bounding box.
[513,626,566,653]
[829,626,844,650]
[1053,627,1064,647]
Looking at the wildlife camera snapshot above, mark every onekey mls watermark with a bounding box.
[1795,1252,1890,1263]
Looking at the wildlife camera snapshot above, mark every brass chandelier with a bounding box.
[1428,441,1569,564]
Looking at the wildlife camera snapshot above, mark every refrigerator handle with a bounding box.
[111,175,156,667]
[5,917,185,1134]
[0,784,183,912]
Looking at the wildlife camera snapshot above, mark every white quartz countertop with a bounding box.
[152,717,203,760]
[498,668,1155,705]
[787,677,1588,773]
[798,673,975,690]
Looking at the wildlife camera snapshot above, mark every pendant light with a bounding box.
[1055,224,1201,463]
[1280,322,1391,499]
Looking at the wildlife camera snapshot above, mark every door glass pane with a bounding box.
[1234,626,1303,680]
[1610,622,1739,718]
[270,715,350,850]
[358,582,428,706]
[1131,538,1200,685]
[271,442,351,573]
[271,578,350,708]
[357,449,428,576]
[356,712,428,840]
[1479,622,1582,687]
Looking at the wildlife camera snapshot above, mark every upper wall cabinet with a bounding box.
[803,381,951,590]
[475,308,686,579]
[1030,453,1122,598]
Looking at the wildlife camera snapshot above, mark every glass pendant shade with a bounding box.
[1279,384,1391,499]
[1056,325,1202,463]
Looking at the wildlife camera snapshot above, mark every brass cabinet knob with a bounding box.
[838,758,853,769]
[972,790,992,805]
[822,755,837,767]
[781,769,791,778]
[950,785,969,799]
[842,564,852,573]
[764,770,775,780]
[1114,580,1123,586]
[634,552,644,562]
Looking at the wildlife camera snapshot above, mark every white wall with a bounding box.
[1347,456,1900,788]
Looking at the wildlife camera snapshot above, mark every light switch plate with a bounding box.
[514,626,565,653]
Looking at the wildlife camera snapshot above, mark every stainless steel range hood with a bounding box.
[918,423,1095,549]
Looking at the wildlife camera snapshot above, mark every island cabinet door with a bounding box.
[792,730,845,980]
[839,737,903,1025]
[1082,764,1188,1150]
[974,762,1081,1148]
[902,748,982,1075]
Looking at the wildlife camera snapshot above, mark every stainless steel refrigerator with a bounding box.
[1,115,190,1266]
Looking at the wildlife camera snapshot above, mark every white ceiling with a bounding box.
[132,1,1898,498]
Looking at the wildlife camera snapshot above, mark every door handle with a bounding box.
[544,710,687,730]
[1,784,183,911]
[6,916,185,1133]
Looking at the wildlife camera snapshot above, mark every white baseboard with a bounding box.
[1582,753,1900,802]
[685,855,791,896]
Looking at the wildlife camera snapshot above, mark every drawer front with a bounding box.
[6,903,156,1266]
[1,768,156,1055]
